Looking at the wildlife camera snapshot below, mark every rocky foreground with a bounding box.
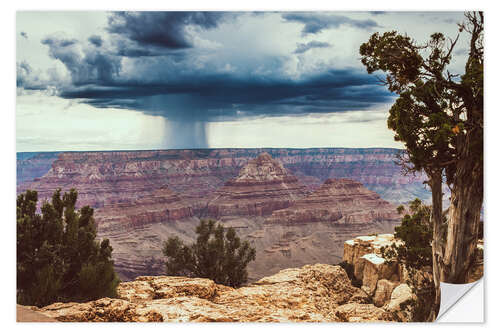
[23,234,420,323]
[27,264,414,322]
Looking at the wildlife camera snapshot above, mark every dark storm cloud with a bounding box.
[294,41,331,54]
[282,13,380,35]
[88,35,103,47]
[57,68,394,121]
[107,11,229,49]
[19,11,397,149]
[42,34,121,85]
[26,12,393,121]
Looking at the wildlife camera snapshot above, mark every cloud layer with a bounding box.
[19,11,468,149]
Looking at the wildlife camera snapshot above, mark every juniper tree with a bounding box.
[17,189,120,307]
[162,219,256,287]
[360,11,483,319]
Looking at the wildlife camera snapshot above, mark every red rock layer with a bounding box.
[94,186,193,232]
[206,153,308,218]
[17,148,428,212]
[266,178,401,224]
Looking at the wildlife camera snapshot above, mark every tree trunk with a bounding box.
[427,170,445,321]
[443,135,483,283]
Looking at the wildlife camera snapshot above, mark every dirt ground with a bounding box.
[16,305,58,322]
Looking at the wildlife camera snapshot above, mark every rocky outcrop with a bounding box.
[266,178,401,224]
[31,264,402,322]
[206,153,308,218]
[342,234,415,313]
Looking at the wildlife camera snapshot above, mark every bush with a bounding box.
[17,189,120,307]
[381,198,435,321]
[162,219,256,287]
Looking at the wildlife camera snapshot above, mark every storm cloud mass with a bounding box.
[16,11,466,149]
[282,13,380,35]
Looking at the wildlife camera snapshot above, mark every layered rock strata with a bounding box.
[31,264,410,322]
[266,178,401,224]
[206,153,308,218]
[17,148,429,208]
[16,152,59,185]
[94,186,194,233]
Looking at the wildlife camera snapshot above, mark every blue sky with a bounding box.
[16,11,468,151]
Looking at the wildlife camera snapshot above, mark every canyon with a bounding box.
[17,148,421,281]
[17,148,429,208]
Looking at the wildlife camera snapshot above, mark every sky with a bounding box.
[16,11,469,152]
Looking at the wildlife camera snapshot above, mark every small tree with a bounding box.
[162,219,256,287]
[381,199,434,321]
[17,189,120,307]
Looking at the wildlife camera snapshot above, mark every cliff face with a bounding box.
[32,264,406,322]
[17,148,429,208]
[16,152,59,185]
[94,186,194,233]
[266,178,401,224]
[206,153,308,218]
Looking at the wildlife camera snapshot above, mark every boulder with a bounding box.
[384,283,414,312]
[360,253,398,295]
[372,279,397,307]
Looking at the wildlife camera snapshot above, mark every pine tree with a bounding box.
[17,189,120,307]
[162,219,256,287]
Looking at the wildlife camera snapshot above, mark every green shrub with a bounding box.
[162,219,256,287]
[380,198,435,321]
[17,189,120,307]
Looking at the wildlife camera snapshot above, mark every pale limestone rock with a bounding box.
[117,280,155,302]
[334,303,391,322]
[137,276,217,300]
[343,234,402,282]
[33,264,400,322]
[360,253,398,295]
[373,279,397,307]
[384,283,414,312]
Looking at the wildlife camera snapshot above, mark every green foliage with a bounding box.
[381,198,435,321]
[359,12,483,183]
[338,261,362,288]
[382,198,432,270]
[162,219,256,287]
[17,189,120,307]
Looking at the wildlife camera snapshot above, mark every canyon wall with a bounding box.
[17,148,429,208]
